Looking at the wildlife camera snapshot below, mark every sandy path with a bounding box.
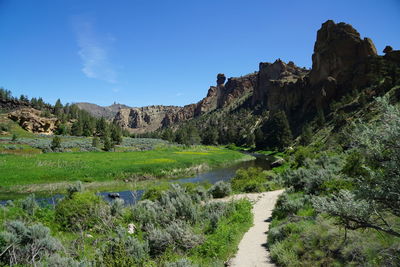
[223,189,285,267]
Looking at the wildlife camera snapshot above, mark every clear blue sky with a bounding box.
[1,0,399,107]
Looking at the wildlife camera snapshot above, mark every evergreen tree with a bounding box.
[300,124,313,146]
[96,117,108,137]
[186,125,201,145]
[12,133,18,141]
[161,128,174,142]
[54,99,63,116]
[202,127,218,145]
[71,121,83,136]
[92,136,100,148]
[51,136,62,151]
[261,110,292,150]
[56,124,69,135]
[103,135,114,151]
[82,118,94,137]
[111,124,123,145]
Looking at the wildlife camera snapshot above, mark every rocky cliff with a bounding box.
[113,72,258,133]
[110,20,396,133]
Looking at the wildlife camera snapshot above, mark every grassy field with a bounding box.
[0,146,251,189]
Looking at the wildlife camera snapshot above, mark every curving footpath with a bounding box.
[225,189,285,267]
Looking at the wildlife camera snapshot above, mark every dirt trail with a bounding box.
[223,189,285,267]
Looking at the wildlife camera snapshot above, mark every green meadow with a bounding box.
[0,146,250,189]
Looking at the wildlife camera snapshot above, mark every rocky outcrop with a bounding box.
[114,105,183,133]
[218,74,258,109]
[310,20,377,86]
[0,98,30,112]
[383,46,400,63]
[252,59,309,112]
[8,108,58,134]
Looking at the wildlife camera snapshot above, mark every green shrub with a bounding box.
[21,193,38,216]
[131,199,162,229]
[0,123,10,132]
[99,233,149,266]
[159,184,200,224]
[269,240,301,267]
[165,258,197,267]
[231,167,268,193]
[40,254,82,267]
[192,199,252,261]
[55,192,110,231]
[165,221,204,251]
[147,227,173,256]
[110,198,125,217]
[66,181,84,198]
[272,192,306,220]
[0,221,62,266]
[208,181,231,198]
[142,183,170,201]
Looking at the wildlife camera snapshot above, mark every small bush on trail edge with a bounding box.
[208,181,232,198]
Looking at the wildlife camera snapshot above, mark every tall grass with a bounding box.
[0,146,249,187]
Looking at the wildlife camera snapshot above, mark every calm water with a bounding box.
[1,153,273,206]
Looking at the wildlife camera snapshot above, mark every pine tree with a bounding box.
[51,136,62,151]
[103,135,114,151]
[262,110,292,150]
[71,121,83,136]
[111,124,123,145]
[96,117,108,137]
[54,99,63,116]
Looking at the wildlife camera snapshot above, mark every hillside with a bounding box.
[74,102,131,120]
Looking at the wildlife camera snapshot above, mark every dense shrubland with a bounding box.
[268,96,400,266]
[0,183,252,266]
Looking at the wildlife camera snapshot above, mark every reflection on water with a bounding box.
[1,154,273,206]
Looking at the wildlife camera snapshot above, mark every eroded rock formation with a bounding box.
[8,108,58,134]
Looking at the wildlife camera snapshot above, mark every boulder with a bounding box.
[108,193,120,198]
[270,158,285,168]
[128,223,136,234]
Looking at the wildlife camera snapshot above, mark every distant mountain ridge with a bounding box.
[74,102,131,120]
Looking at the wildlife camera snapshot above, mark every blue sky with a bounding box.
[1,0,399,107]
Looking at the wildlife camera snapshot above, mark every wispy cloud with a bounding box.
[176,92,183,97]
[73,17,117,83]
